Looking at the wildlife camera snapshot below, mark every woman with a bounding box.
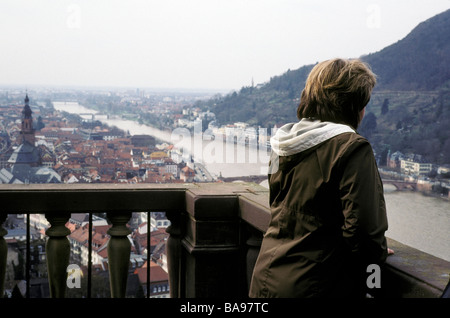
[249,58,390,298]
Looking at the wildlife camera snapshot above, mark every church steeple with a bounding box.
[19,93,35,145]
[22,94,32,118]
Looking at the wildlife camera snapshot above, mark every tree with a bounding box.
[381,98,389,115]
[359,112,377,138]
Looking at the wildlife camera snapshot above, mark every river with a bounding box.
[53,102,450,262]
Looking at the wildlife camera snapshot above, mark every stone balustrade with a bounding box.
[0,183,448,298]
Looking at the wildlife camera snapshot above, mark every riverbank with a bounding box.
[383,182,449,202]
[380,169,450,202]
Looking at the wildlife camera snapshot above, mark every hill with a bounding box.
[196,9,450,165]
[361,8,450,91]
[199,64,313,128]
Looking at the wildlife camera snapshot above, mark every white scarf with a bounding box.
[270,118,355,156]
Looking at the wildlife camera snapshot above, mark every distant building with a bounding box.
[0,164,60,184]
[4,227,27,242]
[69,223,110,268]
[131,135,155,148]
[0,131,13,168]
[69,213,108,228]
[180,166,195,182]
[0,95,61,184]
[150,151,168,160]
[18,94,35,145]
[132,222,149,256]
[134,260,170,298]
[400,158,433,176]
[8,142,40,167]
[150,212,170,229]
[387,151,404,169]
[437,164,450,176]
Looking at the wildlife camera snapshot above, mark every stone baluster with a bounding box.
[165,210,183,298]
[45,212,71,298]
[107,212,132,298]
[0,213,8,298]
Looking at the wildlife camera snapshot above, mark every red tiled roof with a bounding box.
[134,261,168,284]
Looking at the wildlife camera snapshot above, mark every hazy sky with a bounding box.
[0,0,449,91]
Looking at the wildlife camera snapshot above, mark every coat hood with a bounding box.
[270,118,355,156]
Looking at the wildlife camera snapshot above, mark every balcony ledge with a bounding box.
[0,182,449,298]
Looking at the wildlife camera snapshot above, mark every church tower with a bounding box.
[19,94,35,145]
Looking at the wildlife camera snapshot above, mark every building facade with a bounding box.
[401,159,433,175]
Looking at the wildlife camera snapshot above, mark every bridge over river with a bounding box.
[382,179,417,190]
[78,113,109,121]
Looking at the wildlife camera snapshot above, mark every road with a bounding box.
[194,162,215,182]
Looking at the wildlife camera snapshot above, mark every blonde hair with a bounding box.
[297,58,376,129]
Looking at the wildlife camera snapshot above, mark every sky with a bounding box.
[0,0,449,92]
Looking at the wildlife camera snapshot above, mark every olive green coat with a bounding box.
[249,132,388,298]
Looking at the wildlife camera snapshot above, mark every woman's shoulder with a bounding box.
[331,131,372,149]
[333,131,368,142]
[319,132,374,162]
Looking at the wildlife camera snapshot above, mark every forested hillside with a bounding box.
[196,9,450,164]
[358,89,450,164]
[201,64,313,128]
[361,8,450,91]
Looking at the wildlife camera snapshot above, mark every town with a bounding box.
[0,92,207,185]
[0,88,271,298]
[0,87,449,298]
[1,87,448,191]
[3,211,170,298]
[0,89,208,298]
